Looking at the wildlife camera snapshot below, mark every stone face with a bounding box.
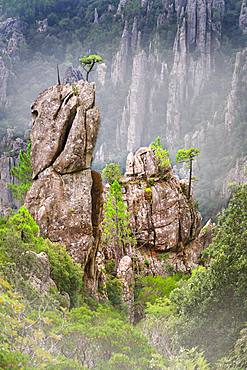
[30,82,97,178]
[126,147,160,177]
[63,66,84,84]
[240,0,247,33]
[111,21,130,85]
[26,168,94,264]
[222,156,247,197]
[117,255,134,321]
[121,147,203,274]
[26,81,101,268]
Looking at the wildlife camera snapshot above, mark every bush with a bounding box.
[0,207,83,307]
[102,162,122,184]
[8,143,32,202]
[170,184,247,361]
[135,274,186,315]
[150,137,170,169]
[106,276,123,308]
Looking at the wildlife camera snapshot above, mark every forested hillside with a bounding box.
[0,184,246,368]
[0,2,247,368]
[0,0,247,217]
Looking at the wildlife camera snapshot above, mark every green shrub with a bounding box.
[102,162,122,184]
[0,207,83,307]
[8,143,32,202]
[106,276,123,308]
[150,137,170,169]
[171,184,247,361]
[135,274,186,313]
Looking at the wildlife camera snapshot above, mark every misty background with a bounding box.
[0,0,246,219]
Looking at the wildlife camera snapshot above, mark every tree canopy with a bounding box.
[150,137,170,169]
[79,54,103,81]
[102,163,122,185]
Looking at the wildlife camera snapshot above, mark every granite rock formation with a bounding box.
[0,129,25,214]
[25,81,103,292]
[0,18,25,110]
[122,146,203,274]
[225,48,247,131]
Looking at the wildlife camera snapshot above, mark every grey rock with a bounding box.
[121,147,203,274]
[225,48,247,131]
[30,81,96,178]
[240,0,247,33]
[37,19,48,33]
[166,0,225,146]
[63,66,84,84]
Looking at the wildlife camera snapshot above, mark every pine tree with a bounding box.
[102,180,135,261]
[79,54,103,82]
[176,148,200,199]
[9,143,32,202]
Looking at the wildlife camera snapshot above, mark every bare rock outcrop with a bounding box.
[225,48,247,131]
[117,255,134,321]
[0,18,25,110]
[25,82,102,288]
[240,0,247,33]
[0,129,25,215]
[122,147,205,274]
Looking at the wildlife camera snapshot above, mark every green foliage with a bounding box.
[217,325,247,369]
[106,276,124,309]
[0,277,73,369]
[176,148,200,164]
[150,136,170,169]
[79,53,103,65]
[135,274,186,314]
[170,184,247,361]
[8,143,32,202]
[0,275,165,370]
[167,348,210,370]
[0,207,83,307]
[102,162,122,184]
[102,180,135,252]
[176,147,200,199]
[71,83,79,96]
[79,53,103,81]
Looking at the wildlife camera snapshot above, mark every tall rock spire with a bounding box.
[25,81,103,293]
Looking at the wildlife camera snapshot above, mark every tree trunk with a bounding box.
[188,158,193,199]
[86,60,96,81]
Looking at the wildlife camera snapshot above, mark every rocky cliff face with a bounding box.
[166,0,225,146]
[0,18,25,110]
[0,129,24,214]
[122,147,204,274]
[25,81,103,293]
[103,146,211,316]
